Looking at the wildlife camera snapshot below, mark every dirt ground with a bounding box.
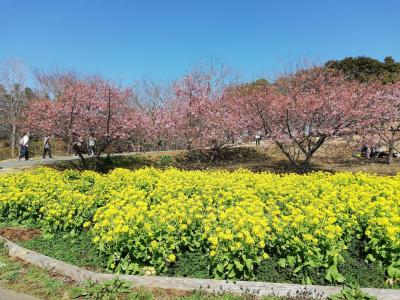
[47,140,400,176]
[0,228,41,242]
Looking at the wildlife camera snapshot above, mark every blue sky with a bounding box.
[1,0,399,84]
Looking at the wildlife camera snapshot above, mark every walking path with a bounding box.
[0,143,253,173]
[0,152,142,173]
[0,155,79,171]
[0,285,40,300]
[0,150,180,174]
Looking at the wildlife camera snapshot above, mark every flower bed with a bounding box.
[0,167,399,285]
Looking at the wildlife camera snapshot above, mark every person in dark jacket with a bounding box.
[42,134,53,159]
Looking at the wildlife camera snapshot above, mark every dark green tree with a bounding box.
[325,56,400,84]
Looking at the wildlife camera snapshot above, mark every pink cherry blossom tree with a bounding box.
[25,77,88,152]
[80,78,134,169]
[132,78,173,151]
[234,67,381,171]
[26,73,135,169]
[369,81,400,164]
[165,64,240,160]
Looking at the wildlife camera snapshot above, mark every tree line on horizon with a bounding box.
[1,56,400,171]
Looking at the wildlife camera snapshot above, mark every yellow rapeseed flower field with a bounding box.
[0,167,399,282]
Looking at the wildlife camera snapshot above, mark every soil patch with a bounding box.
[0,227,41,242]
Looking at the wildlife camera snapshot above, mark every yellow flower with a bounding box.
[208,236,218,246]
[167,254,176,262]
[150,240,158,249]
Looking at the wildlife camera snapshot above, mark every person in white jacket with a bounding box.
[18,132,30,161]
[88,135,96,157]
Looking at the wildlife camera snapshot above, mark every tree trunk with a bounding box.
[299,159,312,173]
[67,143,72,154]
[72,143,87,169]
[95,154,101,172]
[67,132,74,153]
[10,124,17,158]
[388,144,394,165]
[275,137,326,173]
[275,142,302,171]
[78,153,87,169]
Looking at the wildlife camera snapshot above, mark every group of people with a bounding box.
[72,135,97,157]
[18,132,53,161]
[360,145,399,159]
[17,133,97,161]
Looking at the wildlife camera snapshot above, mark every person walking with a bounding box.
[18,132,30,161]
[255,131,262,146]
[72,135,83,156]
[88,135,96,157]
[42,134,53,159]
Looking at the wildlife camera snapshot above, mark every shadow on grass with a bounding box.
[47,146,400,175]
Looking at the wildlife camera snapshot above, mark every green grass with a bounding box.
[0,219,39,228]
[0,240,74,299]
[20,231,108,272]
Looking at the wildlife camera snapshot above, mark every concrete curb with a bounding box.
[1,236,399,299]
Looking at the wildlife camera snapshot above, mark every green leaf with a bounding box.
[388,265,400,278]
[244,258,253,271]
[226,263,234,271]
[287,255,296,268]
[216,263,224,273]
[293,265,303,273]
[325,265,345,283]
[127,263,139,273]
[278,258,286,268]
[121,259,129,271]
[366,254,376,262]
[107,255,115,267]
[234,259,244,272]
[307,259,320,268]
[228,269,236,278]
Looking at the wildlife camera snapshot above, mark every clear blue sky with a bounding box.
[1,0,399,84]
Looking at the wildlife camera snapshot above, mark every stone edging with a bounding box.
[1,236,399,300]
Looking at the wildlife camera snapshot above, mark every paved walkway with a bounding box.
[0,143,252,172]
[0,152,146,172]
[0,285,40,300]
[0,142,255,171]
[0,149,185,173]
[0,155,79,170]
